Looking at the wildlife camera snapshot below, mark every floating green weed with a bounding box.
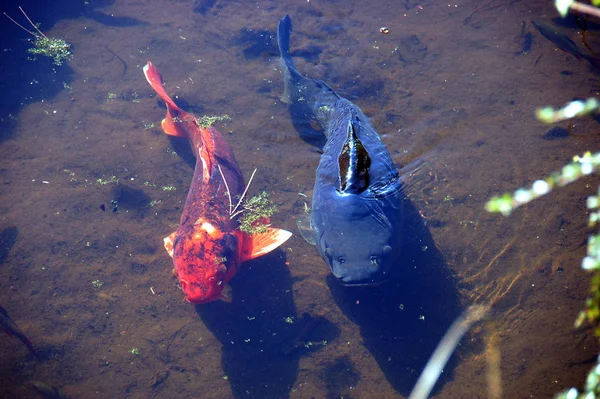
[28,36,72,65]
[4,7,73,66]
[238,191,277,235]
[97,176,118,185]
[195,114,230,128]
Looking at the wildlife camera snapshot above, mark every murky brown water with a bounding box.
[1,0,600,398]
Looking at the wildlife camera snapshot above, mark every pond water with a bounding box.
[1,0,600,398]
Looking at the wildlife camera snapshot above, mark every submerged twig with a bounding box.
[217,165,259,219]
[231,168,257,219]
[3,7,46,38]
[408,305,487,399]
[556,0,600,18]
[217,164,234,215]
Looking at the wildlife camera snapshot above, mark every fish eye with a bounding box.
[338,256,345,264]
[370,255,379,265]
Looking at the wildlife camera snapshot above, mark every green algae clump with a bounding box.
[4,7,73,66]
[238,192,277,235]
[28,36,72,65]
[196,114,231,128]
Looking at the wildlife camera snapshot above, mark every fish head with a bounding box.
[171,220,241,304]
[178,276,223,304]
[313,194,403,286]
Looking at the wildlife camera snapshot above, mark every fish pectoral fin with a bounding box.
[240,228,293,262]
[220,285,233,303]
[164,232,176,258]
[296,213,316,245]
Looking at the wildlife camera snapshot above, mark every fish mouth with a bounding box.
[179,278,221,304]
[337,275,389,286]
[185,291,221,304]
[332,265,390,286]
[185,295,214,304]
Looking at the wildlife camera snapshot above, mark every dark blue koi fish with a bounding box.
[277,15,404,285]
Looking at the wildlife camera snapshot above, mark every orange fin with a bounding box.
[160,115,187,138]
[143,61,187,138]
[164,232,176,258]
[220,285,233,303]
[143,62,180,111]
[240,228,292,262]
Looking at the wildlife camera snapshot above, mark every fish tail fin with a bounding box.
[239,227,292,262]
[277,15,302,104]
[277,15,293,63]
[143,61,188,138]
[143,62,180,111]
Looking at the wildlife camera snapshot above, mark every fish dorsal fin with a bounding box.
[338,120,371,194]
[239,228,292,262]
[163,231,176,258]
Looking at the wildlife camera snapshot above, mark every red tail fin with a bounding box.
[143,62,179,111]
[143,61,188,138]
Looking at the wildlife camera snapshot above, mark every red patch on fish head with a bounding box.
[180,277,223,304]
[172,220,241,304]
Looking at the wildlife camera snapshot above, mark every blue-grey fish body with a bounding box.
[277,15,404,285]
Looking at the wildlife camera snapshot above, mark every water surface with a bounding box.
[1,0,599,397]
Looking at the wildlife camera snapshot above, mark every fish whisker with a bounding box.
[230,168,257,219]
[217,164,234,215]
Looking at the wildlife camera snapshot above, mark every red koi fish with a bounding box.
[143,61,292,304]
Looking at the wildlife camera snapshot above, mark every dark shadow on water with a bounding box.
[320,355,361,399]
[0,226,19,266]
[196,251,335,398]
[231,28,279,60]
[168,135,197,169]
[287,105,327,150]
[0,46,74,142]
[111,183,153,218]
[0,0,146,142]
[327,198,462,396]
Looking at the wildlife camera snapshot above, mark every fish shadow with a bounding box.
[0,226,19,266]
[327,197,462,396]
[196,251,332,398]
[168,136,197,169]
[111,184,153,217]
[287,104,327,150]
